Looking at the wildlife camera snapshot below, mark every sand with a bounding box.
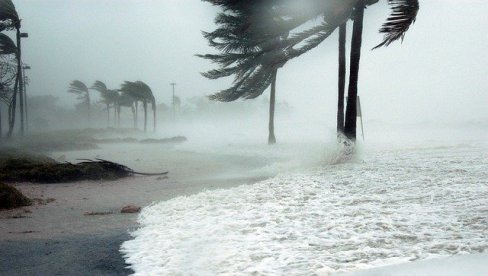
[0,143,274,275]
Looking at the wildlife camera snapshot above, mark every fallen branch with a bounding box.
[0,156,168,184]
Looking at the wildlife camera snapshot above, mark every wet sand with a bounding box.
[0,143,273,275]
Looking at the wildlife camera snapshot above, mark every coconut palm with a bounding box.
[116,91,136,128]
[68,80,91,123]
[0,35,15,138]
[120,81,156,132]
[202,0,420,141]
[91,80,119,126]
[0,0,25,138]
[1,0,28,137]
[199,1,288,144]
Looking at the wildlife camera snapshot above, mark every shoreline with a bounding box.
[0,143,275,275]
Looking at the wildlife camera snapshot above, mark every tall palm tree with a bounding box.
[91,80,119,126]
[120,81,156,132]
[117,90,136,128]
[0,34,15,138]
[202,0,420,142]
[0,0,24,138]
[200,1,288,144]
[68,80,91,123]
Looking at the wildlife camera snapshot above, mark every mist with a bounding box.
[1,1,487,275]
[12,0,488,138]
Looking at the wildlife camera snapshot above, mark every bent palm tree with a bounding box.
[0,0,24,138]
[68,80,91,123]
[200,1,288,144]
[120,81,156,132]
[202,0,420,142]
[91,80,119,126]
[0,34,15,137]
[117,91,136,128]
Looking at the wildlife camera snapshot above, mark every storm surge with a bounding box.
[121,140,488,275]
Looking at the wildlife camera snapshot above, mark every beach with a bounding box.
[0,142,276,275]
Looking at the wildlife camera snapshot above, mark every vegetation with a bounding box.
[119,81,156,132]
[91,81,120,127]
[0,182,31,209]
[68,80,91,122]
[0,0,27,138]
[0,148,167,183]
[201,0,420,142]
[199,1,289,144]
[66,80,156,132]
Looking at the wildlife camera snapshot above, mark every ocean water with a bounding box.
[121,139,488,275]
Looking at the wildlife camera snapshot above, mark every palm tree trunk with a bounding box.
[153,102,156,132]
[113,103,117,127]
[106,104,110,126]
[268,69,277,145]
[135,102,138,129]
[86,93,91,125]
[344,2,365,141]
[117,105,121,128]
[7,64,20,138]
[132,104,136,129]
[0,105,2,138]
[143,100,147,132]
[337,23,347,135]
[16,28,24,136]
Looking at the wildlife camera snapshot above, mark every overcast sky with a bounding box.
[13,0,488,125]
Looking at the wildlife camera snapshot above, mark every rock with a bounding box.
[121,205,141,214]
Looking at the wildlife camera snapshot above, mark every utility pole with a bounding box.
[170,82,176,120]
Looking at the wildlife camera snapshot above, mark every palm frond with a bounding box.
[373,0,419,49]
[68,80,89,94]
[0,0,19,30]
[0,33,16,55]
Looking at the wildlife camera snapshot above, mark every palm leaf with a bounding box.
[68,80,89,94]
[0,0,19,27]
[373,0,419,49]
[0,33,16,55]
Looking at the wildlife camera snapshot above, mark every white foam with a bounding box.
[121,141,488,275]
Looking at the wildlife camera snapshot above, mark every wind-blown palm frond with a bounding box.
[0,33,16,55]
[0,0,18,21]
[91,80,107,93]
[68,80,89,95]
[0,0,19,29]
[68,80,90,105]
[91,80,119,105]
[373,0,419,49]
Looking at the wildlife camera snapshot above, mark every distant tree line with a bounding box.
[67,80,157,132]
[200,0,419,144]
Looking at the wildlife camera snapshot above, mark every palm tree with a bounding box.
[68,80,91,123]
[0,0,24,138]
[117,90,136,128]
[91,80,119,127]
[0,34,16,138]
[203,0,420,142]
[120,81,156,132]
[199,1,288,144]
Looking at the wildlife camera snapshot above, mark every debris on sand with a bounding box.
[121,205,141,213]
[84,211,114,216]
[0,182,32,209]
[0,150,168,183]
